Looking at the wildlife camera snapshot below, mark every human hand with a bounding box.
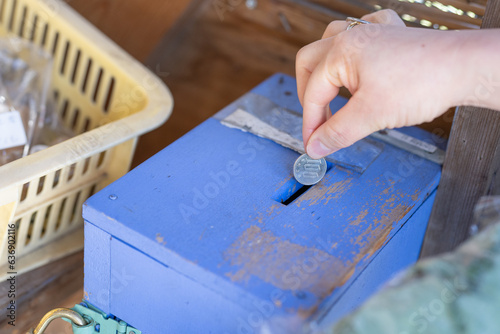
[296,10,466,159]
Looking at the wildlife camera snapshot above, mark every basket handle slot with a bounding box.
[92,67,103,103]
[51,30,59,56]
[59,40,70,75]
[7,0,17,32]
[71,49,82,84]
[17,3,25,37]
[28,13,37,41]
[103,77,115,113]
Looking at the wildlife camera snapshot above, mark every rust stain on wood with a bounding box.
[274,174,293,191]
[342,183,416,286]
[350,202,415,265]
[252,203,284,224]
[224,226,350,298]
[223,172,418,314]
[156,233,166,245]
[295,177,353,207]
[350,209,369,226]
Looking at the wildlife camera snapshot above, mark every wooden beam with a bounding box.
[310,0,482,29]
[486,142,500,196]
[420,0,500,257]
[435,0,485,17]
[373,0,481,28]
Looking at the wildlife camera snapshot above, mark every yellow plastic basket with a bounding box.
[0,0,173,278]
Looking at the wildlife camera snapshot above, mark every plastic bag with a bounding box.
[30,97,74,154]
[0,37,73,166]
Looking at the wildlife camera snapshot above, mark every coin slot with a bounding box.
[282,184,312,205]
[273,162,333,205]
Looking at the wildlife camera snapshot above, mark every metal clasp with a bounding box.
[27,301,141,334]
[26,308,87,334]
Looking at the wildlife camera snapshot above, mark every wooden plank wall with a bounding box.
[66,0,192,61]
[138,0,473,165]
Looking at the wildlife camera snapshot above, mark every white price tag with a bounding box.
[0,111,28,150]
[385,129,437,154]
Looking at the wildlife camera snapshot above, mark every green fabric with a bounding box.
[328,208,500,334]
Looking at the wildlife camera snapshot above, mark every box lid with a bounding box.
[83,74,442,316]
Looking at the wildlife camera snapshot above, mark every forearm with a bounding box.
[449,29,500,111]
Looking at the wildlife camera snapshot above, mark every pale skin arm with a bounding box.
[296,10,500,159]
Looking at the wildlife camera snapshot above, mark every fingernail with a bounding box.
[307,139,333,159]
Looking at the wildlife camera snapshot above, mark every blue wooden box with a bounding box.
[83,74,442,333]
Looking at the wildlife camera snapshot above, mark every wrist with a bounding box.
[448,29,500,110]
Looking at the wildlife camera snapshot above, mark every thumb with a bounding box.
[306,97,377,159]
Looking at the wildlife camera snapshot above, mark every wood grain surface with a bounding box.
[66,0,191,61]
[0,252,83,334]
[421,0,500,257]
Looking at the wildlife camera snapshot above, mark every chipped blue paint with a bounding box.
[83,74,442,333]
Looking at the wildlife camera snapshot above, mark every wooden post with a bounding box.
[420,0,500,257]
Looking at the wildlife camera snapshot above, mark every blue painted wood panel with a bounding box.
[109,235,252,333]
[315,191,437,328]
[83,74,442,333]
[83,222,111,311]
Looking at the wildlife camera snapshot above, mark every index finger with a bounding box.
[302,57,343,148]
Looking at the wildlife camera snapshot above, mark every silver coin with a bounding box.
[293,154,327,185]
